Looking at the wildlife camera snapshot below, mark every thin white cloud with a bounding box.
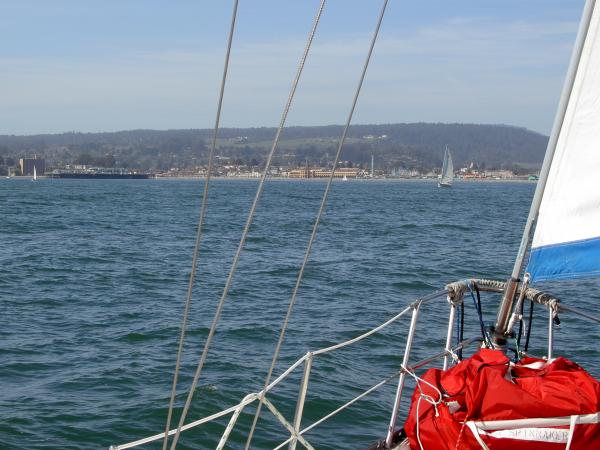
[0,17,577,134]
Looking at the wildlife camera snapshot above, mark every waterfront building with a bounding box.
[288,167,359,178]
[19,157,45,176]
[288,167,312,178]
[312,167,359,178]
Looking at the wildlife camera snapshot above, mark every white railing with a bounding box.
[110,279,597,450]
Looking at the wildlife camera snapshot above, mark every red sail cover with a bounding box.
[403,349,600,449]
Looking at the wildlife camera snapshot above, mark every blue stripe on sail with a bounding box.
[527,236,600,282]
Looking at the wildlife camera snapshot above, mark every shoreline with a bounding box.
[3,175,536,183]
[154,176,536,183]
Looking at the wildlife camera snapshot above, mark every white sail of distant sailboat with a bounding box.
[33,165,37,181]
[526,1,600,283]
[438,146,453,187]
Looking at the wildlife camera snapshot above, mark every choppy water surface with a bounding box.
[2,179,599,449]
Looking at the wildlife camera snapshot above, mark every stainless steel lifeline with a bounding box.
[110,279,594,450]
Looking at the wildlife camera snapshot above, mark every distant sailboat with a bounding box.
[438,146,453,187]
[33,165,37,181]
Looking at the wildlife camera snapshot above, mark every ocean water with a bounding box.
[2,178,599,450]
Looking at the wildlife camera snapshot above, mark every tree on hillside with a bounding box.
[95,154,116,168]
[75,153,94,166]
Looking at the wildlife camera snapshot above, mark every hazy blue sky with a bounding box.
[0,0,586,135]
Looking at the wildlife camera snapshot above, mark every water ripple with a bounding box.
[1,178,599,449]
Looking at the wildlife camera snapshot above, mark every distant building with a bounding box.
[289,168,312,178]
[288,167,359,178]
[391,168,419,178]
[19,157,45,176]
[484,170,514,179]
[312,167,359,178]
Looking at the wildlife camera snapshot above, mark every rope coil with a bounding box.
[403,364,444,450]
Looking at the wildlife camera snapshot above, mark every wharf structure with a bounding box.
[48,167,154,179]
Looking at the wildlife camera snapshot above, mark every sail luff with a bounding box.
[512,0,597,281]
[528,0,600,282]
[445,150,453,183]
[494,0,597,338]
[441,147,448,179]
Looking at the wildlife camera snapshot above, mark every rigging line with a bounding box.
[243,1,390,449]
[467,282,492,348]
[161,2,239,449]
[516,290,526,359]
[168,1,326,449]
[524,300,535,353]
[457,300,464,360]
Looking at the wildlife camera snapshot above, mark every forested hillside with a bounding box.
[0,123,547,171]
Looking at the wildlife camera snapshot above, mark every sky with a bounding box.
[0,0,587,135]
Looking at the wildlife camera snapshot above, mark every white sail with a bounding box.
[445,150,454,182]
[440,147,453,185]
[527,2,600,282]
[33,165,37,181]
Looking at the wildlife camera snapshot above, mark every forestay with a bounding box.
[527,2,600,282]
